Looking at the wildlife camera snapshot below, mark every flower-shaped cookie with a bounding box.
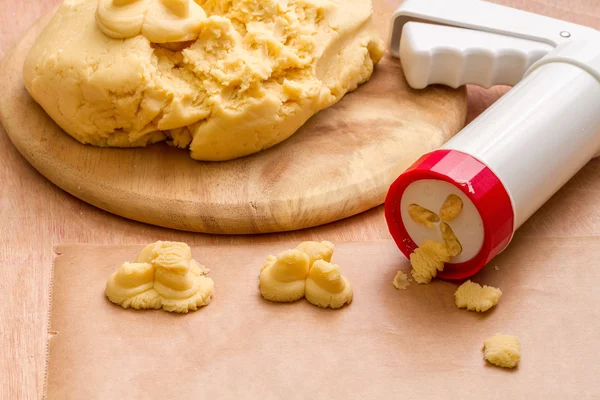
[259,241,352,309]
[105,241,214,313]
[96,0,206,43]
[408,194,464,257]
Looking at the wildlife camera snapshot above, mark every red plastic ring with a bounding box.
[384,149,515,280]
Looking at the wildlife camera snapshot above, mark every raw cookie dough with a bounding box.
[440,222,462,257]
[408,204,439,228]
[305,260,353,308]
[105,241,214,313]
[296,241,334,267]
[24,0,385,161]
[483,334,521,368]
[259,241,351,308]
[439,194,463,222]
[392,270,410,290]
[409,240,450,284]
[454,280,502,312]
[259,250,310,302]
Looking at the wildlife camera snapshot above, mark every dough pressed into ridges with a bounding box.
[454,280,502,312]
[409,240,450,284]
[24,0,385,161]
[483,334,521,368]
[105,241,214,313]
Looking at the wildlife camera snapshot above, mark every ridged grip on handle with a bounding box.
[400,22,553,89]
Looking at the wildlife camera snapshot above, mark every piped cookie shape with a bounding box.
[96,0,207,43]
[259,241,352,309]
[105,241,214,313]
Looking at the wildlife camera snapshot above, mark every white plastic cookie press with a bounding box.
[384,0,600,279]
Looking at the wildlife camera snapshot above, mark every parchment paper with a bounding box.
[46,238,600,399]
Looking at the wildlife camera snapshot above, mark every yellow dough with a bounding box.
[259,241,351,308]
[439,194,463,222]
[23,0,385,161]
[409,240,450,284]
[408,204,439,228]
[454,280,502,312]
[296,241,334,267]
[259,249,310,302]
[305,260,353,308]
[392,270,410,290]
[439,222,462,257]
[483,334,521,368]
[105,241,214,313]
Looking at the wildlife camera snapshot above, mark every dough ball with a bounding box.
[24,0,385,161]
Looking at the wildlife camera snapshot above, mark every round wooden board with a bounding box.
[0,2,467,234]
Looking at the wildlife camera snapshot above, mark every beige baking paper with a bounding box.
[46,238,600,399]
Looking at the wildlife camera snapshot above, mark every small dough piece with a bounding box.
[154,265,214,313]
[106,240,213,313]
[305,260,353,309]
[440,222,462,257]
[136,241,192,273]
[142,0,207,43]
[439,194,463,222]
[455,280,502,312]
[483,334,521,368]
[259,250,310,302]
[410,240,450,284]
[392,270,410,290]
[96,0,149,39]
[408,204,439,228]
[105,262,162,309]
[296,241,334,267]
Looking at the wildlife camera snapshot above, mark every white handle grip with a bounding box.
[390,0,597,59]
[400,22,553,89]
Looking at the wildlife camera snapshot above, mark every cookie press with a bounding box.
[384,0,600,279]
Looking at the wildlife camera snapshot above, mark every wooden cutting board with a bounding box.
[0,1,467,234]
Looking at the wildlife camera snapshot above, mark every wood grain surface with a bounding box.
[1,1,599,399]
[0,3,467,234]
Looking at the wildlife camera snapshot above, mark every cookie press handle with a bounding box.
[385,0,600,279]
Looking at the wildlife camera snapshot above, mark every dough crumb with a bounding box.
[454,280,502,312]
[392,270,410,290]
[410,240,450,284]
[305,260,353,309]
[259,250,309,302]
[494,265,500,271]
[483,334,521,368]
[105,241,213,313]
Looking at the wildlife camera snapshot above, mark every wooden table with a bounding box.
[1,1,599,398]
